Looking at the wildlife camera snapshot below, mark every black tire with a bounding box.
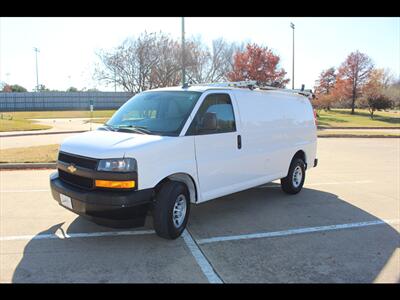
[281,158,306,194]
[153,181,190,240]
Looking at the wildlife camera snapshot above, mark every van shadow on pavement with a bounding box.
[12,184,399,283]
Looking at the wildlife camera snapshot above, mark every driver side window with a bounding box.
[186,93,236,135]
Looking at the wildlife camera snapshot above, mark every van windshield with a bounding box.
[105,91,202,136]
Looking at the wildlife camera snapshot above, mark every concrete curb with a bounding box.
[0,163,56,170]
[0,130,86,138]
[318,126,400,130]
[318,135,399,138]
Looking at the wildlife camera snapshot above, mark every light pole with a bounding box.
[33,47,40,91]
[290,23,295,90]
[181,17,186,86]
[114,68,117,92]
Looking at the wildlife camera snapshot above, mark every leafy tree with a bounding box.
[364,94,392,119]
[66,87,79,92]
[1,84,27,92]
[383,78,400,109]
[312,94,336,112]
[37,84,50,92]
[2,84,12,92]
[329,77,353,108]
[337,50,374,114]
[314,67,336,96]
[361,68,393,118]
[226,43,289,88]
[314,67,337,110]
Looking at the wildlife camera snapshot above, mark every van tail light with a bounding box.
[313,109,318,127]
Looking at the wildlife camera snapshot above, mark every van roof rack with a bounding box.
[195,80,257,88]
[257,84,314,98]
[195,81,314,97]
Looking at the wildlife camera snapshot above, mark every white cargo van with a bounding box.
[50,81,318,239]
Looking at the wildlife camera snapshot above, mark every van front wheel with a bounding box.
[153,181,190,240]
[281,158,306,194]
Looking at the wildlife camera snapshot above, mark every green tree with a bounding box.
[66,87,79,92]
[365,94,392,119]
[37,84,50,92]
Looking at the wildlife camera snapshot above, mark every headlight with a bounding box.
[97,158,137,172]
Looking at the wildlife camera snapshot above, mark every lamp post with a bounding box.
[5,73,10,85]
[181,17,186,86]
[290,23,295,90]
[33,47,40,91]
[114,69,117,92]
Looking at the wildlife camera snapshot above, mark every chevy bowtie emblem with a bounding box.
[67,164,77,173]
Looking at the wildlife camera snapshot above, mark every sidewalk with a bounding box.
[0,118,103,137]
[319,128,400,134]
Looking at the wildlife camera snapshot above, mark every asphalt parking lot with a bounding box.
[0,138,399,283]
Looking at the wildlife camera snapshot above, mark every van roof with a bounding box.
[148,85,309,98]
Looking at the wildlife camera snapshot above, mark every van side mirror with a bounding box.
[198,112,217,132]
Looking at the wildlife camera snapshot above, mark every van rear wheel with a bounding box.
[281,158,306,194]
[153,181,190,240]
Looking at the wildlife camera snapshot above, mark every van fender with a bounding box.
[145,163,200,203]
[167,173,198,204]
[284,149,307,177]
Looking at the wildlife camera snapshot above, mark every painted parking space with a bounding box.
[0,138,399,283]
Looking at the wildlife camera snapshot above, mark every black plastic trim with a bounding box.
[56,160,138,191]
[50,171,154,228]
[314,158,318,168]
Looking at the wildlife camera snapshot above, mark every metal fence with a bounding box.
[0,92,134,111]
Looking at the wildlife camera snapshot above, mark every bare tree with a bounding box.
[186,38,242,84]
[94,32,244,92]
[94,32,164,93]
[149,36,182,88]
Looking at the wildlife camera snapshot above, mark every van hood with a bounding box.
[60,129,168,159]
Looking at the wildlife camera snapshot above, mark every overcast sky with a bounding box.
[0,17,399,91]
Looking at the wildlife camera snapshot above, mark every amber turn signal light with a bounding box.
[95,180,135,189]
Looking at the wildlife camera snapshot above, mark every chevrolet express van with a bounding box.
[50,81,318,239]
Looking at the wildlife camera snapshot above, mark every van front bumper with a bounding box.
[50,171,155,228]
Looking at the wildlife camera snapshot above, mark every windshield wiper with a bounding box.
[116,125,152,135]
[100,124,118,131]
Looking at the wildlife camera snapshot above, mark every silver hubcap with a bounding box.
[172,194,187,228]
[292,166,303,188]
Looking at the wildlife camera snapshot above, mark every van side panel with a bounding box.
[233,90,317,184]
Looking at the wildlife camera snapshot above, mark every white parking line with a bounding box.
[196,219,400,245]
[0,189,50,193]
[257,180,373,189]
[306,180,373,186]
[0,229,155,241]
[182,230,223,284]
[1,180,373,193]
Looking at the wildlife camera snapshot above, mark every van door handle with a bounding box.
[237,135,242,149]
